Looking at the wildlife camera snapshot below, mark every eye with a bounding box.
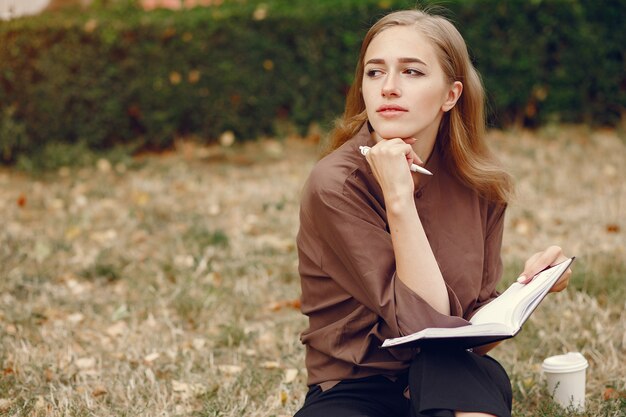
[365,69,384,78]
[404,68,425,76]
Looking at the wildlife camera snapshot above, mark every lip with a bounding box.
[376,104,409,116]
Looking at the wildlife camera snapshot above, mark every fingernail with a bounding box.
[517,275,526,283]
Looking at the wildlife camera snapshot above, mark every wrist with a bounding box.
[385,193,416,216]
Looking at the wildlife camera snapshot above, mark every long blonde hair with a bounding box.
[328,9,513,203]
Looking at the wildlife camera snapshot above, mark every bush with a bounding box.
[0,0,624,163]
[453,0,626,127]
[0,106,29,161]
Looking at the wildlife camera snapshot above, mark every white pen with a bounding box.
[359,145,433,176]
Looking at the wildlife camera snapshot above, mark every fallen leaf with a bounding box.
[144,368,156,383]
[269,298,301,312]
[65,279,90,296]
[513,218,532,236]
[34,395,46,410]
[606,224,620,233]
[279,389,288,406]
[268,301,283,312]
[169,71,182,85]
[603,387,626,400]
[144,352,160,363]
[133,192,150,206]
[97,159,112,173]
[208,271,222,287]
[83,18,97,33]
[192,338,206,350]
[188,69,201,84]
[92,386,107,397]
[263,59,274,71]
[604,387,617,400]
[522,377,534,390]
[67,313,84,324]
[284,368,298,384]
[217,365,242,375]
[0,398,13,412]
[90,229,118,244]
[174,254,194,268]
[263,140,283,158]
[144,314,158,328]
[74,194,88,207]
[256,234,294,252]
[172,380,189,392]
[219,131,235,147]
[252,4,268,20]
[171,380,207,400]
[106,321,128,337]
[16,194,26,207]
[261,361,280,369]
[75,357,96,370]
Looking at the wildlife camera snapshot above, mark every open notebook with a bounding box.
[382,257,575,349]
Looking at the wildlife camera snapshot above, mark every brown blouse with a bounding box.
[297,124,506,390]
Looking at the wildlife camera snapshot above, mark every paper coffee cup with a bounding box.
[542,352,588,411]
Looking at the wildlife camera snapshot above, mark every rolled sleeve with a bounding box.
[394,277,468,336]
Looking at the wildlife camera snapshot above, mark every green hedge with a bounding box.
[0,0,624,163]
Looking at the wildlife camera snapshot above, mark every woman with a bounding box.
[294,8,571,417]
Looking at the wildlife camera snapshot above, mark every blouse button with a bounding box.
[415,190,423,198]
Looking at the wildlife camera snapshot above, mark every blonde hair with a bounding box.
[327,9,513,203]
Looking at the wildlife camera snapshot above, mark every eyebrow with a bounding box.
[365,57,427,65]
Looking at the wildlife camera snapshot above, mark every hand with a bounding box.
[365,138,422,201]
[517,245,572,293]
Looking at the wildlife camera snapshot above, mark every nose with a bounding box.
[381,73,400,97]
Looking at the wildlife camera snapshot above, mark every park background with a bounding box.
[0,0,624,416]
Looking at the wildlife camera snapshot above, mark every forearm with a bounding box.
[387,196,451,315]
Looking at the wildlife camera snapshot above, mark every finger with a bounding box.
[368,140,414,168]
[407,149,423,167]
[383,138,422,166]
[549,268,572,293]
[516,252,542,284]
[517,246,564,284]
[402,137,417,145]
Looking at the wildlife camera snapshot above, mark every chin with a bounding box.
[372,126,415,140]
[368,118,415,139]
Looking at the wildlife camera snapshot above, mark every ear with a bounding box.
[441,81,463,112]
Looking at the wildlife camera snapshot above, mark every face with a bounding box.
[362,25,460,143]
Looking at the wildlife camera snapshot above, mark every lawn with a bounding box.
[1,126,624,416]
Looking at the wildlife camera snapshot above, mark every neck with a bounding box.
[412,134,437,163]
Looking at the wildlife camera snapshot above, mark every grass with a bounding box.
[1,127,625,416]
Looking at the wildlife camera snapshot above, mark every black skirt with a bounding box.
[294,349,512,417]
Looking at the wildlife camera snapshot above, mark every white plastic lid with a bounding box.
[542,352,589,373]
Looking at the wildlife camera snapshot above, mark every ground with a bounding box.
[1,126,625,416]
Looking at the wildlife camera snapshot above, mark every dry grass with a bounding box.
[1,127,625,416]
